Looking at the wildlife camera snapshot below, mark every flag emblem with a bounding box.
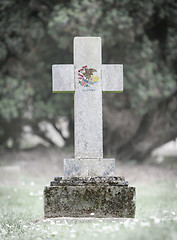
[78,65,99,87]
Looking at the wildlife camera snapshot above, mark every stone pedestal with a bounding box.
[44,177,136,218]
[64,158,115,177]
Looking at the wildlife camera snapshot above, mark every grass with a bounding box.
[0,178,177,240]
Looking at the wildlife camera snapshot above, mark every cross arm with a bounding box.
[102,64,123,92]
[52,64,75,93]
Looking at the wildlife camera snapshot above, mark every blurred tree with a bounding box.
[0,0,176,161]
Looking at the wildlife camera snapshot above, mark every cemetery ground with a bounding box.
[0,147,177,240]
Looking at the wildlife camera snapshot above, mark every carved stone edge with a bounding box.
[50,176,129,186]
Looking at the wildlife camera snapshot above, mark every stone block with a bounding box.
[64,158,115,177]
[102,64,123,92]
[44,177,136,218]
[52,64,74,92]
[74,37,101,68]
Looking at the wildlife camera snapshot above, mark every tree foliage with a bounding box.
[0,0,177,160]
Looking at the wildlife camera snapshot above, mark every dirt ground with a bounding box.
[0,146,177,186]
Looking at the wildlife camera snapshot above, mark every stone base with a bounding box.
[44,177,136,218]
[64,158,115,177]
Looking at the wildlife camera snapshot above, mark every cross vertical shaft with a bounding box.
[74,37,103,159]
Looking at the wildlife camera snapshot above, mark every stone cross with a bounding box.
[52,37,123,178]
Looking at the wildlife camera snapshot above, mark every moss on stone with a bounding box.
[44,182,136,218]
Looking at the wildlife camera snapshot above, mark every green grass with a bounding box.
[0,180,177,240]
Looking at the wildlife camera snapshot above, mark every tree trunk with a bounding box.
[64,114,74,148]
[103,90,177,161]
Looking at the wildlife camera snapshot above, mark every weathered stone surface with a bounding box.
[74,37,103,159]
[64,158,115,177]
[51,176,128,186]
[44,180,136,218]
[52,37,124,176]
[102,64,123,92]
[46,37,136,219]
[40,217,135,223]
[52,64,74,92]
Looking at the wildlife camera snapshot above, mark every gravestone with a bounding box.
[44,37,136,218]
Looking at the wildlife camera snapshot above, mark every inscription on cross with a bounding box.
[52,37,123,177]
